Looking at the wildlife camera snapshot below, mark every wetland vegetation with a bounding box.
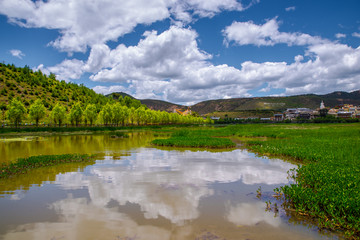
[0,154,95,179]
[152,129,236,148]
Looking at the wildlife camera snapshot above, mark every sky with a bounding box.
[1,0,360,105]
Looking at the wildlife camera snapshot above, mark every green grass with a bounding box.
[0,154,95,179]
[152,129,236,148]
[224,123,360,238]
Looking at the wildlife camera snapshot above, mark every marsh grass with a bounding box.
[229,123,360,238]
[0,154,95,179]
[152,129,236,148]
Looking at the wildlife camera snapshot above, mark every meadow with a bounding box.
[153,123,360,238]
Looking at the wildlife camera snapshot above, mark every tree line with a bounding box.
[3,98,211,128]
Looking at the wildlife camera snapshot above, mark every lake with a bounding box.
[0,132,339,239]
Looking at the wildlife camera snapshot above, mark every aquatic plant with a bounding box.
[256,186,262,198]
[0,154,95,179]
[110,132,129,138]
[151,129,236,149]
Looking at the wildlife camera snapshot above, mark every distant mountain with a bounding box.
[190,91,360,115]
[136,91,360,116]
[140,99,185,112]
[106,92,185,112]
[106,92,135,100]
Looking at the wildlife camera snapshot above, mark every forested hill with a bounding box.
[0,63,208,127]
[0,63,143,112]
[130,90,360,115]
[190,91,360,115]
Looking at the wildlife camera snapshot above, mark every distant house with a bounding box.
[210,116,220,120]
[285,108,312,120]
[285,108,298,119]
[337,111,353,118]
[274,114,284,121]
[299,112,312,120]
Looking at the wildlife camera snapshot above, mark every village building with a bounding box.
[210,116,220,120]
[337,111,353,118]
[274,114,284,121]
[284,108,313,120]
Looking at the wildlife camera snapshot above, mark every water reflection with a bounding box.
[50,149,294,225]
[226,202,281,227]
[0,132,154,164]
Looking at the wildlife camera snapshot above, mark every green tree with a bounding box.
[29,99,46,127]
[6,99,27,128]
[69,102,83,126]
[134,107,146,125]
[123,96,133,108]
[0,102,6,127]
[120,106,129,126]
[128,107,136,125]
[112,102,122,126]
[319,108,329,118]
[84,104,97,126]
[51,103,66,127]
[100,103,113,125]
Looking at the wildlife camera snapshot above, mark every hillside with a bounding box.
[140,99,184,112]
[106,93,185,112]
[112,91,360,116]
[106,92,135,100]
[190,91,360,115]
[0,63,207,127]
[0,63,142,112]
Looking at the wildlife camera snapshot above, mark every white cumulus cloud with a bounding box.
[352,32,360,38]
[335,33,346,39]
[51,22,360,105]
[92,85,127,96]
[223,18,327,47]
[0,0,253,53]
[47,59,85,81]
[285,6,296,12]
[86,26,262,104]
[9,49,25,59]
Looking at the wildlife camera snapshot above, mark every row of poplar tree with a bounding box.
[3,98,211,128]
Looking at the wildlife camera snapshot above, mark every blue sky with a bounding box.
[1,0,360,105]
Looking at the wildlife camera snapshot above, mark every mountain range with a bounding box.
[137,90,360,116]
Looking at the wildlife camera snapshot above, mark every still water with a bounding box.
[0,132,337,240]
